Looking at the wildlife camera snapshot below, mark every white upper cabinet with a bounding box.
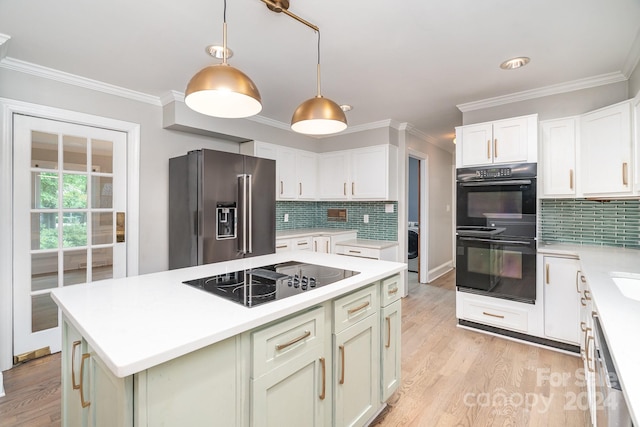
[579,101,632,196]
[319,145,398,201]
[456,115,537,167]
[540,117,578,197]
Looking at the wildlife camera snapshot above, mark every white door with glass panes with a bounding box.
[13,114,127,359]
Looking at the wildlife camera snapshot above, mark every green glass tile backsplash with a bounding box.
[276,201,398,241]
[540,199,640,248]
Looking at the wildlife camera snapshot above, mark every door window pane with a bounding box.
[31,131,58,169]
[31,253,58,291]
[63,135,87,172]
[32,172,59,209]
[92,139,113,173]
[91,176,113,208]
[92,248,113,282]
[63,250,87,286]
[62,212,87,248]
[62,174,87,208]
[92,212,113,245]
[31,212,59,250]
[32,294,58,332]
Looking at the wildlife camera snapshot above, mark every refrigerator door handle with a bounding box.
[247,174,253,254]
[239,174,247,255]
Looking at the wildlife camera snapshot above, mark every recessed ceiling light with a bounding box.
[205,45,234,60]
[339,104,353,112]
[500,56,530,70]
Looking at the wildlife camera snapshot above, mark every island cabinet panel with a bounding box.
[135,336,243,427]
[62,317,133,427]
[380,274,402,401]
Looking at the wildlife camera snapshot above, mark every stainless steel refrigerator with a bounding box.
[169,149,276,269]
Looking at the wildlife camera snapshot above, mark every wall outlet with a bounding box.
[284,213,289,222]
[363,214,369,223]
[385,204,394,213]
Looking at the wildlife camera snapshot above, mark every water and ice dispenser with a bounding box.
[216,202,237,240]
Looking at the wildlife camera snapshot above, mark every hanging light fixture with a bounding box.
[260,0,347,135]
[185,0,262,118]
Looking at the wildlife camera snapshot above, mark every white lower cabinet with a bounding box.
[542,255,581,345]
[380,300,401,402]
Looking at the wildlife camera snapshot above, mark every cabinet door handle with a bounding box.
[79,353,91,408]
[575,271,581,293]
[319,357,326,400]
[482,311,504,319]
[280,181,283,195]
[388,287,399,296]
[545,263,550,284]
[299,182,302,196]
[584,289,591,301]
[275,330,311,351]
[585,335,595,373]
[326,241,329,252]
[385,316,392,348]
[569,169,574,190]
[343,182,347,196]
[276,244,288,249]
[297,241,307,246]
[580,297,587,307]
[351,182,355,196]
[314,241,318,251]
[347,250,361,254]
[622,162,628,186]
[487,140,491,159]
[347,301,370,315]
[494,138,498,158]
[71,341,81,390]
[339,345,345,385]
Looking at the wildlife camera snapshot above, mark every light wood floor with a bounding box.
[0,271,589,427]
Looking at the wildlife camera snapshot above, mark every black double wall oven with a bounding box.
[456,163,537,304]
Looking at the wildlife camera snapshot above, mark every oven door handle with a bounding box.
[458,237,533,246]
[459,179,532,187]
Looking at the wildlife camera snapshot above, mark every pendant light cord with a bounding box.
[316,30,321,97]
[222,0,228,63]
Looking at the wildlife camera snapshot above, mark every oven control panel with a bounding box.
[475,167,512,178]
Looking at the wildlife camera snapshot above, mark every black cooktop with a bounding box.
[183,261,360,307]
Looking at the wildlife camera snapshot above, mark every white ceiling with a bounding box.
[1,0,639,151]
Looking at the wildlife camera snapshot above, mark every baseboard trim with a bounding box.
[458,319,580,354]
[0,371,5,397]
[428,262,453,283]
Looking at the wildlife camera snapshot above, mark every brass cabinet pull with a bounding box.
[585,335,595,373]
[276,244,287,249]
[581,297,587,307]
[326,241,329,252]
[580,321,587,332]
[280,181,283,195]
[388,287,399,296]
[319,357,326,400]
[314,241,318,251]
[79,353,91,408]
[482,311,505,319]
[569,169,574,190]
[494,138,498,158]
[299,182,302,196]
[575,271,582,293]
[297,241,307,246]
[581,275,586,283]
[343,182,347,196]
[584,289,592,301]
[487,140,491,159]
[545,263,550,284]
[351,182,355,196]
[339,345,345,385]
[71,341,81,390]
[275,330,311,351]
[347,250,361,254]
[347,301,370,315]
[385,316,391,348]
[116,212,125,243]
[622,162,629,186]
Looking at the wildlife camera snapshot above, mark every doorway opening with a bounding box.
[407,152,428,283]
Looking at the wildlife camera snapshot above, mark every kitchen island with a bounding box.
[52,251,406,426]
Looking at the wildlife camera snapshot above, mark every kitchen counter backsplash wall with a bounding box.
[540,199,640,248]
[276,201,398,241]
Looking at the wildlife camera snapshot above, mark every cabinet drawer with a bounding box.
[291,237,313,251]
[275,239,291,253]
[333,285,379,334]
[461,298,528,332]
[252,306,324,378]
[336,245,379,259]
[380,275,401,307]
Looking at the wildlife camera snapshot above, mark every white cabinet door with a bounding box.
[87,346,133,427]
[380,300,401,401]
[277,148,297,199]
[318,151,350,199]
[296,151,317,200]
[313,236,331,253]
[540,118,577,197]
[460,123,494,167]
[62,319,87,427]
[543,256,581,345]
[351,146,388,199]
[492,117,529,164]
[580,101,632,196]
[334,312,380,427]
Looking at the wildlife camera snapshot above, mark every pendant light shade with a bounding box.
[291,95,347,135]
[185,63,262,118]
[185,0,262,119]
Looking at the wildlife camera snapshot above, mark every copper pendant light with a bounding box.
[185,0,262,118]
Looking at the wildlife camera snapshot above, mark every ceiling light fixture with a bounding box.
[185,0,262,118]
[261,0,347,135]
[499,56,530,70]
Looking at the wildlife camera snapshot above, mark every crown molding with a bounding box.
[622,27,640,78]
[0,34,10,61]
[457,71,628,112]
[0,57,162,106]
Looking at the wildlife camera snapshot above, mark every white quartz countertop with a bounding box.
[275,228,358,239]
[51,252,405,378]
[538,243,640,424]
[334,239,399,250]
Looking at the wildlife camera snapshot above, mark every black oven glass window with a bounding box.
[467,191,523,219]
[467,247,523,279]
